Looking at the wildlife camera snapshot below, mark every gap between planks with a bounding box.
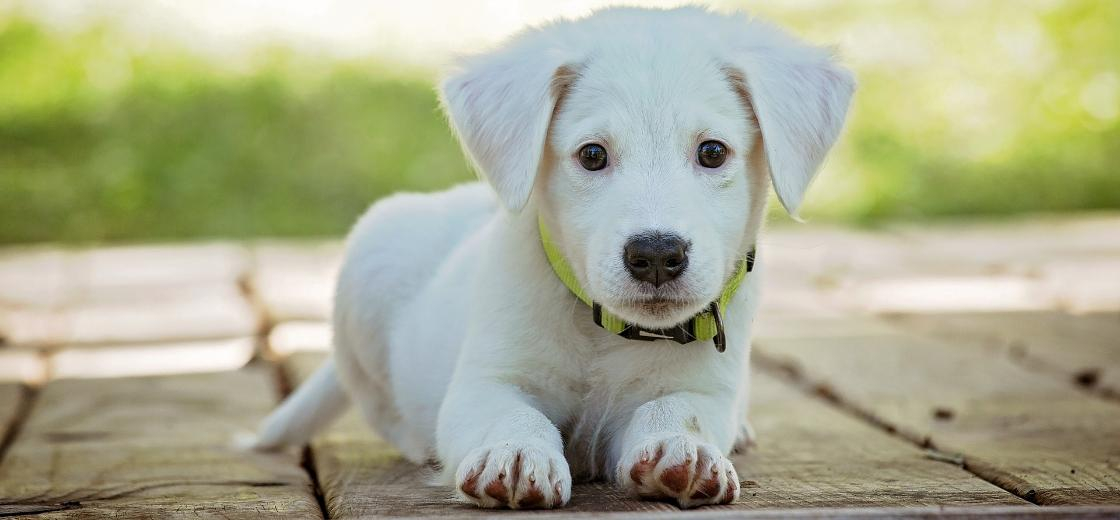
[752,351,1043,506]
[881,312,1120,405]
[266,328,332,520]
[245,252,333,520]
[0,384,37,467]
[751,310,1120,506]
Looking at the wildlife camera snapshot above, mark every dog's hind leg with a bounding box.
[252,355,350,450]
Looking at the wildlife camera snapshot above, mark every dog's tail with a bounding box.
[251,355,349,451]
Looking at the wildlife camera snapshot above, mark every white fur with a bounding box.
[255,6,853,510]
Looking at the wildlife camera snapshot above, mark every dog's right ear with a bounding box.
[440,35,577,212]
[722,20,855,218]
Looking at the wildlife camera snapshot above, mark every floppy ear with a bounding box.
[439,34,576,212]
[725,26,855,216]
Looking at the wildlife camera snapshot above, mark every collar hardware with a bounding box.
[709,301,727,353]
[541,217,752,353]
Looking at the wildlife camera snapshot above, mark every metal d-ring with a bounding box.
[709,302,727,353]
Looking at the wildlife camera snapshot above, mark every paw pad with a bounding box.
[455,443,571,509]
[620,435,739,508]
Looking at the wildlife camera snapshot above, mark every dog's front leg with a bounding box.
[614,392,740,508]
[438,381,571,509]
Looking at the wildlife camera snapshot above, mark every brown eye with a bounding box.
[578,143,608,171]
[697,140,727,168]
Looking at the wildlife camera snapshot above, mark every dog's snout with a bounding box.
[623,234,689,286]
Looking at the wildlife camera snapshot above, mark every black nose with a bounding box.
[623,233,689,286]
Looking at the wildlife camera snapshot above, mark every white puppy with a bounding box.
[255,6,853,509]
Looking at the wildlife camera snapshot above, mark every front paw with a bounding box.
[618,434,739,508]
[455,441,571,509]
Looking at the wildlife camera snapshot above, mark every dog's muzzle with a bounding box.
[540,216,754,353]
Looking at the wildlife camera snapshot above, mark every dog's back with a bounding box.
[334,182,497,459]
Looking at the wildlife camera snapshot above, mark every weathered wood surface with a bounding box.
[0,242,257,348]
[0,383,23,445]
[757,214,1120,316]
[49,337,258,380]
[0,214,1118,517]
[250,241,341,323]
[268,321,332,357]
[883,214,1120,289]
[0,348,46,383]
[754,321,1120,505]
[0,367,322,518]
[284,352,682,516]
[0,286,260,348]
[284,351,1027,517]
[0,248,70,309]
[883,312,1120,399]
[0,242,250,308]
[590,506,1120,519]
[737,370,1025,509]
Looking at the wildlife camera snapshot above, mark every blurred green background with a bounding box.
[1,1,1117,244]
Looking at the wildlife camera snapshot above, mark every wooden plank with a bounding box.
[268,321,331,357]
[0,366,322,518]
[852,275,1052,314]
[0,242,257,348]
[1039,259,1120,313]
[757,225,905,318]
[76,243,249,296]
[761,215,1120,317]
[884,312,1120,398]
[0,248,69,308]
[0,348,47,383]
[733,370,1025,509]
[284,351,1023,516]
[882,214,1120,276]
[284,352,678,516]
[1,286,260,348]
[251,241,341,323]
[50,337,256,380]
[753,315,902,342]
[591,505,1120,519]
[754,322,1120,505]
[0,383,23,448]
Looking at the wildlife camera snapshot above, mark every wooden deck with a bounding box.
[0,214,1118,518]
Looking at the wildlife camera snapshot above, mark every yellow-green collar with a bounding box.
[539,217,754,352]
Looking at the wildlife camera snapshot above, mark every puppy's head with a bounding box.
[441,7,854,329]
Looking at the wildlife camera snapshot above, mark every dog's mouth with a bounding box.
[611,294,707,328]
[631,296,692,311]
[589,260,719,329]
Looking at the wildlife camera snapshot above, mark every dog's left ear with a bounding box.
[724,25,856,217]
[440,35,577,212]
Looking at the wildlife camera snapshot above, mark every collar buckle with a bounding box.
[594,302,726,352]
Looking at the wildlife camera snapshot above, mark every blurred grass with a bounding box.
[0,18,471,243]
[761,0,1120,223]
[1,1,1119,244]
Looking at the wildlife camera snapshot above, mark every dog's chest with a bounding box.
[558,340,710,479]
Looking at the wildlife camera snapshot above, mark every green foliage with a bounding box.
[752,0,1120,222]
[1,1,1118,243]
[0,18,471,243]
